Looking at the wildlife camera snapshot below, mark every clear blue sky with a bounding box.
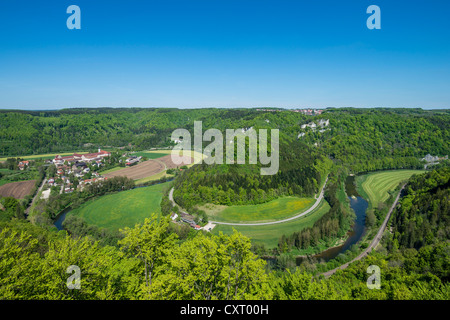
[0,0,449,109]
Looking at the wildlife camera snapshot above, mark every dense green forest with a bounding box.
[388,167,449,251]
[1,212,448,300]
[312,109,449,172]
[277,172,354,253]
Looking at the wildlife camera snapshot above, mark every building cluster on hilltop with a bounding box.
[291,109,324,115]
[255,108,324,115]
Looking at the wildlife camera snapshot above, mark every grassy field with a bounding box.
[135,171,175,185]
[130,151,169,159]
[202,196,315,223]
[212,199,330,248]
[68,182,169,231]
[357,169,425,208]
[0,152,89,161]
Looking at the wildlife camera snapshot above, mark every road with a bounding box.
[168,176,328,226]
[25,177,47,215]
[321,184,406,278]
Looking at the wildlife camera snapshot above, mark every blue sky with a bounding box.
[0,0,449,109]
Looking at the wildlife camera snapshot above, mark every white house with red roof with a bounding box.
[18,160,30,170]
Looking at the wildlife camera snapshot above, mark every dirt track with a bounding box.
[0,180,36,199]
[103,155,192,180]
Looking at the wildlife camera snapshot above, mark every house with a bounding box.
[125,157,140,166]
[81,149,111,162]
[74,162,87,169]
[53,155,75,165]
[64,187,74,194]
[18,160,30,170]
[180,213,195,225]
[170,213,178,221]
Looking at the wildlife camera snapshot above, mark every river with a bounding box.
[296,175,369,264]
[54,206,72,231]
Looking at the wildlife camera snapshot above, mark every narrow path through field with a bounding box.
[169,176,328,226]
[321,184,406,278]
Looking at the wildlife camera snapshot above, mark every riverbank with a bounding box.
[321,183,406,278]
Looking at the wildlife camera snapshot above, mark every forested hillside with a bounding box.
[301,108,449,172]
[388,167,449,251]
[1,108,448,172]
[173,138,330,208]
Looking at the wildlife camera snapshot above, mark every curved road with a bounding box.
[169,177,328,226]
[321,184,406,278]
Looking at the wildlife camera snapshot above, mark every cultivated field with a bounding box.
[212,199,330,248]
[158,154,193,169]
[202,196,315,223]
[103,160,164,180]
[0,180,36,199]
[68,182,169,231]
[358,169,425,208]
[103,155,193,180]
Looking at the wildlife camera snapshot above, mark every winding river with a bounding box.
[296,175,369,264]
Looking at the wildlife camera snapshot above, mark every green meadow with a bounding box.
[357,169,425,208]
[68,182,169,231]
[204,196,315,223]
[212,199,330,248]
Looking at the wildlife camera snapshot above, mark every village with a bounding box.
[39,149,113,199]
[36,149,206,232]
